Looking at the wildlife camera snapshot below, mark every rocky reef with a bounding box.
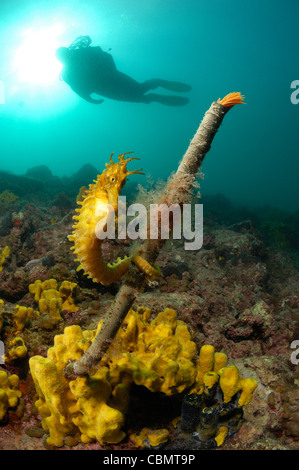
[0,169,298,450]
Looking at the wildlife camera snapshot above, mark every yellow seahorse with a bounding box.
[68,152,157,285]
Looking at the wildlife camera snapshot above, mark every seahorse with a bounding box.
[68,152,158,285]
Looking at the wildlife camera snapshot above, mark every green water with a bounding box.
[0,0,298,210]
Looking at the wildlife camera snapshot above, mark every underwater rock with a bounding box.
[162,262,189,279]
[24,165,53,181]
[225,301,277,343]
[71,163,99,185]
[0,269,29,302]
[41,255,56,267]
[285,413,299,439]
[25,426,45,438]
[0,171,297,450]
[52,192,73,211]
[213,227,266,266]
[230,220,256,233]
[0,170,44,196]
[0,213,13,235]
[0,190,19,206]
[0,216,297,450]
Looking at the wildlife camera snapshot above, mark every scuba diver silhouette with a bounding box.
[55,36,191,106]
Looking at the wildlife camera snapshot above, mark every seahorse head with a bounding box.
[98,152,144,209]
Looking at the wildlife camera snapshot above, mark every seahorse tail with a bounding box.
[105,256,132,284]
[132,255,160,279]
[70,235,132,286]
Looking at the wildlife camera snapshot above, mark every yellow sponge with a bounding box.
[130,427,169,448]
[5,337,28,362]
[0,246,9,272]
[29,307,197,446]
[0,371,22,420]
[192,345,228,394]
[219,365,258,406]
[59,281,79,313]
[29,278,79,318]
[13,305,39,333]
[29,307,258,448]
[0,299,4,332]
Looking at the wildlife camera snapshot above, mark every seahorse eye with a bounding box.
[111,177,115,182]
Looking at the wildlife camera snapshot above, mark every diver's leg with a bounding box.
[143,93,189,106]
[140,79,192,93]
[95,71,147,102]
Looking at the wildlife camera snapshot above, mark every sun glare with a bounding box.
[13,24,65,85]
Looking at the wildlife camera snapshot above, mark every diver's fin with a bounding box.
[154,79,192,92]
[141,79,191,93]
[145,93,189,106]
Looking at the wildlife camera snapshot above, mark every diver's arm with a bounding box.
[83,95,104,104]
[72,87,104,104]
